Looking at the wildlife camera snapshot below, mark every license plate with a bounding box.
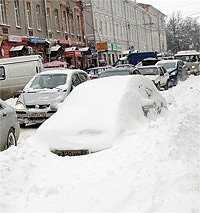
[28,112,46,118]
[53,149,89,157]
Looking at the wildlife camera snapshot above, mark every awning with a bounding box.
[65,47,77,52]
[50,45,61,52]
[43,60,68,68]
[9,45,24,52]
[79,47,90,52]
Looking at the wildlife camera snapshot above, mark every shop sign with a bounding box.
[112,43,118,51]
[0,36,3,47]
[65,50,82,57]
[87,49,97,59]
[107,43,112,51]
[29,37,46,44]
[8,35,22,42]
[97,42,107,51]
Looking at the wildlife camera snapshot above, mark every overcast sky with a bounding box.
[136,0,200,22]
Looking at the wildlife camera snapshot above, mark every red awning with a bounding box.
[43,60,68,68]
[65,50,82,57]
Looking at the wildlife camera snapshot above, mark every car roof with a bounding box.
[39,68,86,75]
[156,60,179,64]
[137,65,161,69]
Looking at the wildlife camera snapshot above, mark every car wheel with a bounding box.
[7,129,17,148]
[20,123,26,128]
[156,82,161,90]
[164,81,169,90]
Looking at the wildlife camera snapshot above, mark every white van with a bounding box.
[0,55,43,100]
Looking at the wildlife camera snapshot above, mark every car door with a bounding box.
[161,67,169,83]
[158,67,165,86]
[0,100,10,150]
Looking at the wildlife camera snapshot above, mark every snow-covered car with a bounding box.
[31,75,167,156]
[0,99,20,151]
[135,65,170,90]
[15,68,89,126]
[156,60,188,86]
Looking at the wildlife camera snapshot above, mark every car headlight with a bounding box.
[170,71,177,76]
[15,102,25,110]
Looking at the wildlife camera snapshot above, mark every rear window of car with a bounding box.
[30,74,67,89]
[138,67,159,75]
[100,70,130,78]
[157,62,176,69]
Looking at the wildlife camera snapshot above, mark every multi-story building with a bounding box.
[83,0,167,65]
[0,0,85,67]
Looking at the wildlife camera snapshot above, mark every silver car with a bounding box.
[15,68,89,126]
[0,99,20,151]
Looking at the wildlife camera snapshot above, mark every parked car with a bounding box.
[15,68,89,126]
[156,60,188,86]
[31,75,167,156]
[0,99,20,151]
[0,55,43,100]
[86,66,113,79]
[99,67,135,78]
[134,65,170,90]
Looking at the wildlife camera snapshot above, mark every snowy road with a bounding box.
[1,75,200,212]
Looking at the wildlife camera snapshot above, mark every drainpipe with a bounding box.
[110,0,117,62]
[44,0,50,62]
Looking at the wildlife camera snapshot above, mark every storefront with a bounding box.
[0,35,28,58]
[96,42,122,65]
[28,37,47,62]
[65,47,82,68]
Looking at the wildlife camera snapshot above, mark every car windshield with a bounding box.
[157,62,176,69]
[100,70,130,78]
[138,67,159,75]
[30,74,67,89]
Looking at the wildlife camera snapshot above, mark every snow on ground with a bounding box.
[0,75,200,212]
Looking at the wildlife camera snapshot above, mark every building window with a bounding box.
[26,2,32,29]
[0,0,6,24]
[55,9,59,32]
[36,5,41,30]
[46,8,51,31]
[99,20,103,35]
[14,0,20,27]
[105,20,108,36]
[69,15,74,35]
[62,10,67,33]
[77,15,81,36]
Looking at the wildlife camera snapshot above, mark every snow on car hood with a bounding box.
[20,90,65,105]
[31,75,167,152]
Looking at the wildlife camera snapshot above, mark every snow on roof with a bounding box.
[175,50,200,56]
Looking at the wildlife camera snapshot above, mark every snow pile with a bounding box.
[0,76,199,212]
[30,75,166,152]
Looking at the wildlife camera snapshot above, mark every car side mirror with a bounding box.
[13,90,23,98]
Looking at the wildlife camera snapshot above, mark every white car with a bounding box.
[0,99,20,151]
[15,68,89,126]
[136,65,170,90]
[31,75,167,156]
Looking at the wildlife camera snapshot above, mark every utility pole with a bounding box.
[110,0,117,61]
[124,0,129,50]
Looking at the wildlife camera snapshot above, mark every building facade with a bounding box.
[83,0,167,65]
[0,0,86,68]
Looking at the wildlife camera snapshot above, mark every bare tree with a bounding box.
[166,12,200,54]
